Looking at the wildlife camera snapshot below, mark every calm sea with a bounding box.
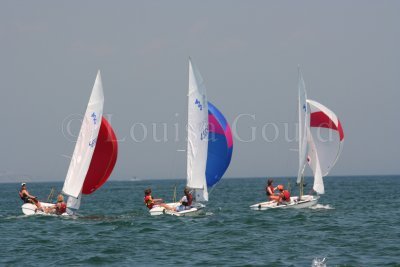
[0,176,399,266]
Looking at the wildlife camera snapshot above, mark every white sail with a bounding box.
[66,193,82,214]
[62,71,104,199]
[307,128,324,194]
[186,59,209,202]
[297,68,310,184]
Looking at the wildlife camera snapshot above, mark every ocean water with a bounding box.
[0,176,399,266]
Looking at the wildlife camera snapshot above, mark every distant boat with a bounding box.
[250,68,344,210]
[22,71,118,215]
[130,176,142,182]
[149,59,233,216]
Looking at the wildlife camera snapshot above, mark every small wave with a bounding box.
[3,214,28,220]
[311,257,327,267]
[310,204,334,210]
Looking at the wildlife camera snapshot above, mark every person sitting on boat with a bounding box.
[277,184,291,204]
[44,194,67,215]
[143,188,175,211]
[265,179,280,202]
[176,187,193,212]
[18,183,43,211]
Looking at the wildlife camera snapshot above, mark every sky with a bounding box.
[0,1,399,182]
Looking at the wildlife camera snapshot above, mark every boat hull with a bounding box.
[149,202,205,216]
[22,202,68,216]
[250,195,319,210]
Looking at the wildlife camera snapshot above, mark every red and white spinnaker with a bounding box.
[62,71,118,213]
[297,68,344,195]
[307,99,344,194]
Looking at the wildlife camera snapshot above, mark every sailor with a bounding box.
[143,188,175,211]
[18,182,43,211]
[176,187,193,212]
[265,179,280,202]
[277,184,291,204]
[45,194,67,215]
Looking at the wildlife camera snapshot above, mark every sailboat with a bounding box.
[22,71,118,215]
[250,68,344,210]
[149,59,233,216]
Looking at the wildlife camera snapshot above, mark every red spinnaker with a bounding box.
[82,117,118,195]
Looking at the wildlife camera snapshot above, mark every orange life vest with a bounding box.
[144,195,154,209]
[281,190,291,201]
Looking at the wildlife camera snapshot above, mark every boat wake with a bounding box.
[310,204,334,210]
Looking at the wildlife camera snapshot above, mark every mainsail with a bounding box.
[297,68,310,184]
[186,59,209,201]
[62,71,104,199]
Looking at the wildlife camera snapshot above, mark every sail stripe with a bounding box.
[208,114,225,135]
[225,124,233,148]
[310,111,344,141]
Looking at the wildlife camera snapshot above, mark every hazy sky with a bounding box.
[1,1,399,182]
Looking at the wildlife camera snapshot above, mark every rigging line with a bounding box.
[47,188,55,203]
[172,184,177,203]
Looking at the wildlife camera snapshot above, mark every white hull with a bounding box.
[250,195,319,210]
[149,202,205,217]
[21,202,68,216]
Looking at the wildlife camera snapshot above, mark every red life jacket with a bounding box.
[56,202,67,215]
[183,194,193,206]
[266,185,274,196]
[282,190,291,201]
[19,190,30,203]
[144,195,154,209]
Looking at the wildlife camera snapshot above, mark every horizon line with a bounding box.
[1,174,399,184]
